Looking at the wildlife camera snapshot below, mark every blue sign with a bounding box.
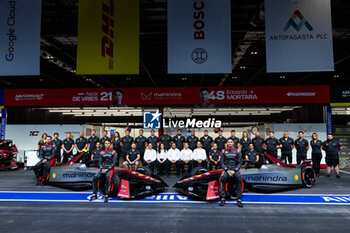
[326,106,333,134]
[0,108,6,140]
[143,110,161,129]
[0,192,350,205]
[0,89,4,106]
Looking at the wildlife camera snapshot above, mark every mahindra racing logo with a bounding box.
[29,131,39,136]
[101,0,115,70]
[141,92,153,101]
[286,92,316,97]
[283,10,313,32]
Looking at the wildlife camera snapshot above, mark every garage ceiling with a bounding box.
[0,0,349,89]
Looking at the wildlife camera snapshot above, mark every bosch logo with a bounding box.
[191,48,208,64]
[29,131,39,136]
[101,0,115,70]
[193,0,205,40]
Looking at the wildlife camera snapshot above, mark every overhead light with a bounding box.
[250,51,258,55]
[280,75,286,79]
[232,76,238,79]
[334,74,340,78]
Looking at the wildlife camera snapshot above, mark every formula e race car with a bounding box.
[174,153,316,201]
[49,155,168,199]
[0,140,18,169]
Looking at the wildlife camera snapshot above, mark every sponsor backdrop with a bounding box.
[0,109,6,140]
[0,0,42,76]
[5,124,83,162]
[265,0,334,72]
[4,86,329,107]
[334,126,350,169]
[168,0,231,73]
[272,123,327,164]
[77,0,139,74]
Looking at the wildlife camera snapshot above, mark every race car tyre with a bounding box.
[190,166,208,177]
[301,166,316,188]
[137,166,153,176]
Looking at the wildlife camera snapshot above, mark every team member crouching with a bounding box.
[156,143,168,175]
[245,143,259,168]
[219,138,243,208]
[34,136,57,185]
[90,140,118,202]
[192,141,207,169]
[123,142,141,171]
[166,143,182,177]
[143,143,157,173]
[180,142,193,175]
[208,143,221,170]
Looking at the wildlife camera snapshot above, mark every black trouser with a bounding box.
[281,152,292,164]
[209,161,220,170]
[156,160,167,175]
[33,159,54,181]
[139,151,145,162]
[143,161,155,173]
[92,170,113,196]
[62,151,73,164]
[55,152,61,163]
[297,155,306,165]
[165,160,181,175]
[192,160,207,169]
[241,149,248,160]
[312,153,322,174]
[220,171,242,200]
[122,151,127,161]
[257,151,265,163]
[180,161,192,174]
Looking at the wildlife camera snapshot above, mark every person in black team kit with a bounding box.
[135,129,147,161]
[265,131,280,159]
[200,130,214,157]
[159,129,172,150]
[310,133,323,177]
[173,129,186,151]
[219,138,243,208]
[252,132,265,162]
[123,142,140,170]
[208,143,221,170]
[87,129,100,154]
[121,129,134,161]
[279,131,294,164]
[187,130,199,150]
[34,136,57,185]
[228,130,240,148]
[239,131,251,160]
[147,129,159,151]
[52,133,62,164]
[75,132,88,162]
[62,132,75,163]
[295,131,309,165]
[245,143,259,168]
[322,134,342,178]
[215,130,227,151]
[90,140,118,202]
[111,131,122,161]
[87,141,103,167]
[100,130,111,150]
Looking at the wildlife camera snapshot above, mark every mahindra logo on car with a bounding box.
[245,175,288,182]
[63,172,95,178]
[29,131,39,136]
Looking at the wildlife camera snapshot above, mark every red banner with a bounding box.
[4,86,329,107]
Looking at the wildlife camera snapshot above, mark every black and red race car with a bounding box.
[49,153,168,199]
[174,153,316,201]
[0,140,18,169]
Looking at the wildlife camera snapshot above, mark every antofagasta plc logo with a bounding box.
[5,1,17,62]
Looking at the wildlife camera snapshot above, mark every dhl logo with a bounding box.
[101,0,115,70]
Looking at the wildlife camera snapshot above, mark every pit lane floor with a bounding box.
[0,169,350,233]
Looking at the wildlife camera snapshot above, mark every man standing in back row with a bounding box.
[295,131,309,165]
[323,134,342,178]
[279,131,294,164]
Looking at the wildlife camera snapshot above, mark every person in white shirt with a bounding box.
[180,142,193,175]
[192,141,207,169]
[143,143,157,173]
[156,143,168,176]
[166,142,182,177]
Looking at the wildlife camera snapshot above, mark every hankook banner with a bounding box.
[0,0,42,76]
[167,0,232,74]
[76,0,139,74]
[4,86,329,107]
[265,0,334,72]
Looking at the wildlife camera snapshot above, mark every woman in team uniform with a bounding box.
[239,131,251,159]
